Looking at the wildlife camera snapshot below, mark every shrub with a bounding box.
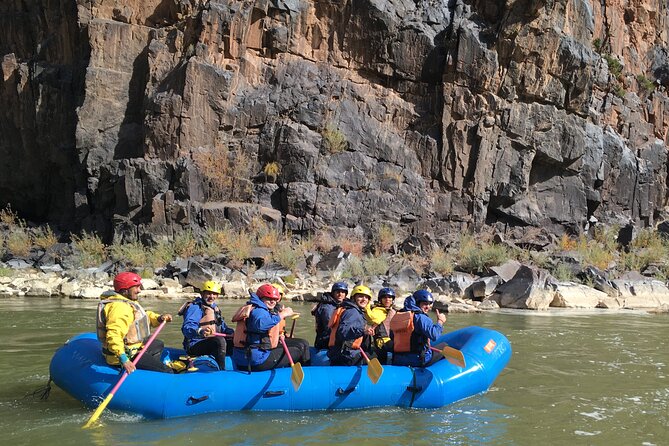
[603,54,623,77]
[72,232,107,267]
[7,228,32,257]
[457,234,510,274]
[172,231,199,259]
[321,123,347,154]
[363,254,390,276]
[552,262,575,282]
[0,205,18,226]
[33,226,58,250]
[430,247,454,275]
[149,239,175,267]
[273,245,302,271]
[636,74,655,93]
[374,224,396,254]
[110,241,148,267]
[263,162,281,182]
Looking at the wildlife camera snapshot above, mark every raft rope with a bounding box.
[27,377,52,401]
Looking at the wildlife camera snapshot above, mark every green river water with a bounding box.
[0,297,666,445]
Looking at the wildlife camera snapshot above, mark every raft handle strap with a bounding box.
[186,395,209,405]
[263,390,286,398]
[336,386,358,396]
[407,367,420,407]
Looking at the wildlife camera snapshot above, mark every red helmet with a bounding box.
[113,272,142,292]
[256,284,281,301]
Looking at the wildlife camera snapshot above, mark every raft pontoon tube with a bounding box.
[49,326,511,418]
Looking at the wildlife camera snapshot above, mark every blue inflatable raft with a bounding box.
[49,326,511,418]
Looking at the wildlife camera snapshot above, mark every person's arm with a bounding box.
[181,305,203,339]
[337,310,365,340]
[415,313,443,341]
[104,302,133,363]
[248,308,282,332]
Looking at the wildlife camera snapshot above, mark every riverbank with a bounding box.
[1,259,668,313]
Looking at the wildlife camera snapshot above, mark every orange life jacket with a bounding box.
[231,304,285,349]
[178,300,222,332]
[328,307,362,349]
[96,296,150,345]
[389,311,414,353]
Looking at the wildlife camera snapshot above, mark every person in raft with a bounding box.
[389,289,447,367]
[231,284,311,371]
[178,280,234,370]
[364,287,397,364]
[311,281,348,349]
[327,285,376,366]
[96,271,174,374]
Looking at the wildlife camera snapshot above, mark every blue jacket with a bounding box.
[232,294,282,367]
[392,296,443,367]
[327,299,368,365]
[180,297,233,350]
[312,292,340,349]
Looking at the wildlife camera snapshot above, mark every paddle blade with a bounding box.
[82,392,114,429]
[290,362,304,391]
[366,358,384,384]
[442,346,466,368]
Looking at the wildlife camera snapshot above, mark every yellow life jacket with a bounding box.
[96,295,150,345]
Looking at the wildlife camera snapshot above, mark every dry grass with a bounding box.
[7,228,32,257]
[0,205,18,226]
[192,146,253,201]
[263,162,281,182]
[321,123,347,154]
[374,224,396,254]
[558,234,577,251]
[110,241,148,267]
[457,234,510,273]
[33,226,59,250]
[72,232,107,267]
[173,231,199,259]
[150,240,175,267]
[429,246,454,275]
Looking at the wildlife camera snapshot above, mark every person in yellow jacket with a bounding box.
[96,272,174,374]
[364,287,397,364]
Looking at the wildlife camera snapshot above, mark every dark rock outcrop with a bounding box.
[1,0,668,245]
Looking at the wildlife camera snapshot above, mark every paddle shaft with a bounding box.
[429,345,465,367]
[279,335,296,366]
[83,320,167,428]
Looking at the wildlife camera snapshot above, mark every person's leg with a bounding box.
[285,337,311,365]
[136,339,174,373]
[251,348,286,371]
[187,337,227,370]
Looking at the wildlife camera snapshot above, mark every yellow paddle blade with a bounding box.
[442,346,466,368]
[366,358,384,384]
[290,362,304,391]
[82,392,114,429]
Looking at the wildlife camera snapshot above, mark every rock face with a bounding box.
[1,0,668,242]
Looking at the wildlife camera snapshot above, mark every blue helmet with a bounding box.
[331,282,348,295]
[378,287,396,301]
[413,289,434,304]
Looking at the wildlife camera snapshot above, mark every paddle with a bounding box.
[288,313,300,338]
[429,345,466,368]
[83,320,167,429]
[279,335,304,391]
[358,349,383,384]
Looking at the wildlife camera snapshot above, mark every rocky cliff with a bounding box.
[2,0,668,245]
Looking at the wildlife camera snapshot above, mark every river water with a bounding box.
[0,297,666,445]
